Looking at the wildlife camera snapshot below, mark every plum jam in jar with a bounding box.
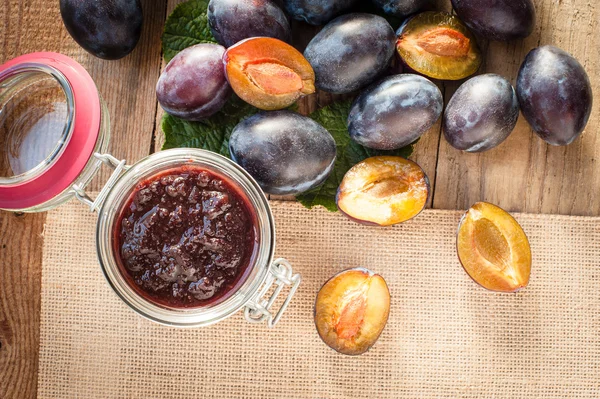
[114,166,259,309]
[97,150,300,327]
[0,52,300,328]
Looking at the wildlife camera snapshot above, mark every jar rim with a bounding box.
[0,52,102,210]
[96,148,276,328]
[0,63,74,185]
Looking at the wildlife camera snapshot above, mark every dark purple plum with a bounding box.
[156,44,231,121]
[304,13,396,94]
[229,111,336,195]
[451,0,535,41]
[517,45,593,146]
[348,74,443,150]
[283,0,358,25]
[208,0,291,48]
[60,0,143,60]
[370,0,433,18]
[443,74,519,152]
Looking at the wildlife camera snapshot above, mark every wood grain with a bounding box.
[0,212,44,399]
[0,1,167,398]
[433,0,600,215]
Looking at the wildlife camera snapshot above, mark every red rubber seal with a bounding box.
[0,52,102,210]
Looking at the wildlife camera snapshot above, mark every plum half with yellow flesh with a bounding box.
[224,37,315,110]
[336,156,429,226]
[396,11,481,80]
[315,268,391,356]
[457,202,531,292]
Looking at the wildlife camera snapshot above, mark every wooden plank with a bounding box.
[0,212,44,399]
[151,0,183,153]
[433,0,600,215]
[0,1,167,398]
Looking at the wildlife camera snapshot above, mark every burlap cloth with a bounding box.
[38,199,600,398]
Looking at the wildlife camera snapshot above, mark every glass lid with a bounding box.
[0,53,103,210]
[0,65,74,183]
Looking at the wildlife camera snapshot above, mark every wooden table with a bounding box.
[0,0,598,397]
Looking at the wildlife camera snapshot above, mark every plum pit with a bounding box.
[244,61,303,95]
[414,27,471,57]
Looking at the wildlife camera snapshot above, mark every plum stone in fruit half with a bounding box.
[516,45,593,146]
[223,37,315,111]
[229,111,337,196]
[396,11,482,81]
[443,74,519,152]
[60,0,143,60]
[348,74,443,150]
[304,13,396,94]
[370,0,433,18]
[156,44,231,121]
[283,0,359,25]
[451,0,535,41]
[208,0,291,48]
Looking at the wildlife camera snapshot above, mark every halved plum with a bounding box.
[457,202,531,292]
[396,12,481,80]
[315,268,390,356]
[224,37,315,110]
[336,156,429,226]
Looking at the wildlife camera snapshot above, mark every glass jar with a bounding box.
[0,53,110,212]
[0,52,300,328]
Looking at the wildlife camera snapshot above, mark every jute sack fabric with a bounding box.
[38,199,600,399]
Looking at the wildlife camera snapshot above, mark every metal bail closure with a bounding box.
[73,153,129,212]
[244,258,301,328]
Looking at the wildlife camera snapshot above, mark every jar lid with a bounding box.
[0,52,102,210]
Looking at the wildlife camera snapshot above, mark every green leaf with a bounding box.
[161,96,257,156]
[162,0,217,63]
[296,101,415,212]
